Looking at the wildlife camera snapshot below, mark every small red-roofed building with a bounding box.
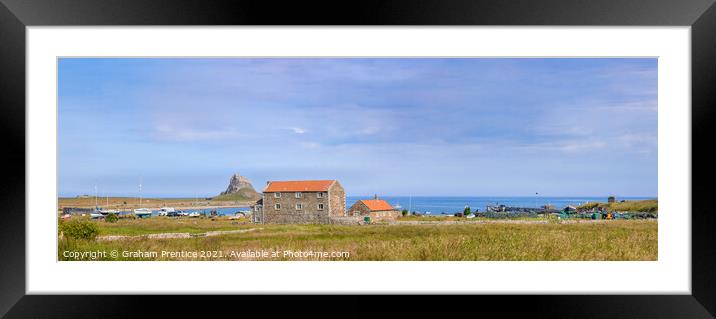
[348,198,400,221]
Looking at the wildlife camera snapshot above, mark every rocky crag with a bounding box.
[213,173,261,201]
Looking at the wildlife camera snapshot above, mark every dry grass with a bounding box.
[58,219,657,261]
[93,216,253,236]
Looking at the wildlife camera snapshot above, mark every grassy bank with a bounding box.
[577,199,658,213]
[211,189,260,202]
[59,219,657,261]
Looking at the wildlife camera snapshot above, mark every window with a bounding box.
[295,203,303,210]
[317,192,324,198]
[318,203,324,210]
[295,192,302,198]
[275,204,281,210]
[274,193,281,198]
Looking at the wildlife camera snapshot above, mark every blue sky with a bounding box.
[58,58,657,197]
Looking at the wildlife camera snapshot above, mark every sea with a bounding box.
[346,196,655,215]
[115,196,654,216]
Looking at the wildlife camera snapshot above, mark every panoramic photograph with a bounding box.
[57,57,658,261]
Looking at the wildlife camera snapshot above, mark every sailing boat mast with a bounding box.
[138,178,143,207]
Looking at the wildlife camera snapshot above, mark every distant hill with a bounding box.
[213,173,261,202]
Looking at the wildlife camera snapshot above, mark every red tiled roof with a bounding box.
[359,199,395,211]
[264,180,335,192]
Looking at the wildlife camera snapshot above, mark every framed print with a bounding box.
[1,0,715,318]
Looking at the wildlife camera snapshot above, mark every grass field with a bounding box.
[94,217,254,236]
[58,217,657,261]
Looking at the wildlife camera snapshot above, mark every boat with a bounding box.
[134,208,152,218]
[133,179,152,218]
[393,202,402,210]
[98,208,119,216]
[235,210,251,217]
[96,191,118,215]
[90,187,110,218]
[188,212,201,218]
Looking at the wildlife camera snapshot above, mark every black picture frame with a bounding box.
[1,0,714,317]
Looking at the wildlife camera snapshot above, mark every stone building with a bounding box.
[347,199,400,222]
[254,180,346,224]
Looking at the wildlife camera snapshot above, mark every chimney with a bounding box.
[374,194,378,200]
[266,181,270,185]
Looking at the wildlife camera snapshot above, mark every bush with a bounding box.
[401,209,408,216]
[60,220,99,240]
[546,214,561,224]
[105,213,118,223]
[463,206,472,217]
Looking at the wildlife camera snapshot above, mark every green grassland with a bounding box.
[58,218,657,261]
